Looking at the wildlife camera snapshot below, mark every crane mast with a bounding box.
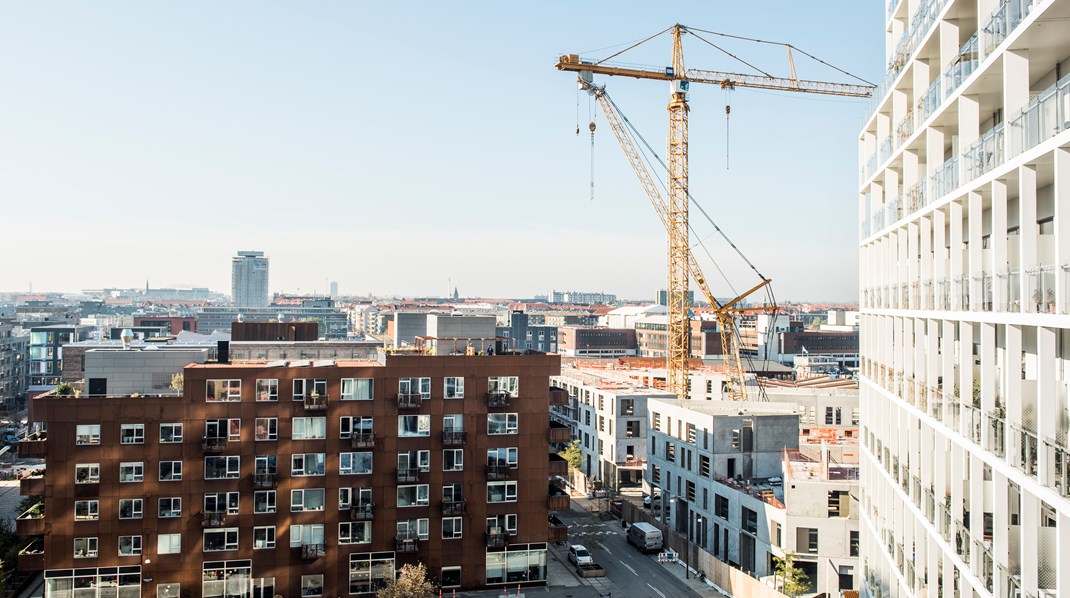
[559,24,873,400]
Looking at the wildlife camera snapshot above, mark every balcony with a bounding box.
[17,538,43,572]
[350,433,375,449]
[301,543,326,560]
[202,511,228,527]
[548,486,571,511]
[549,515,568,543]
[303,393,328,411]
[348,502,372,520]
[548,422,571,444]
[486,391,511,408]
[15,504,45,535]
[485,531,508,548]
[442,430,466,446]
[253,472,279,489]
[20,475,44,497]
[395,535,420,553]
[18,435,47,458]
[397,393,423,409]
[202,437,228,453]
[487,464,512,480]
[549,386,569,405]
[441,499,466,515]
[549,454,568,476]
[396,468,421,483]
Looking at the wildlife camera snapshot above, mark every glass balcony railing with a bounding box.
[963,122,1005,182]
[1008,72,1070,158]
[904,180,927,214]
[1025,264,1056,313]
[929,155,959,200]
[943,34,979,102]
[864,0,950,121]
[917,77,943,123]
[982,0,1037,55]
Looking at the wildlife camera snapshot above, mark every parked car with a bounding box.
[568,544,593,566]
[642,491,661,507]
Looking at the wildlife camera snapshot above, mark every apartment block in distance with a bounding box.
[859,0,1070,596]
[21,348,563,597]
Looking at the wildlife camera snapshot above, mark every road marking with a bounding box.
[647,583,666,597]
[621,562,638,576]
[602,546,612,555]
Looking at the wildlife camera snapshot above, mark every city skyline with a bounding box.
[0,2,882,302]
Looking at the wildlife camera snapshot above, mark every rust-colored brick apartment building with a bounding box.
[19,349,570,597]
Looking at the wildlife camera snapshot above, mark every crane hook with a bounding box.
[589,121,596,133]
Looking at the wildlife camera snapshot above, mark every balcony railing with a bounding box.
[487,464,512,480]
[17,538,44,572]
[1026,265,1056,313]
[301,543,326,559]
[202,511,228,527]
[17,436,47,458]
[202,437,228,453]
[395,535,420,553]
[982,0,1037,54]
[548,422,571,444]
[441,499,467,515]
[486,391,511,408]
[397,393,423,409]
[1008,72,1070,158]
[549,386,569,405]
[485,532,508,548]
[396,468,421,483]
[351,503,374,520]
[929,155,958,201]
[15,504,45,535]
[253,472,278,489]
[943,33,979,102]
[442,430,466,446]
[963,123,1004,182]
[303,393,327,410]
[917,76,942,123]
[350,433,375,449]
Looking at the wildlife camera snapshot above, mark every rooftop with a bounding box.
[647,398,799,417]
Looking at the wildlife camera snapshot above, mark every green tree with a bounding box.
[775,551,810,597]
[377,563,436,598]
[55,382,73,397]
[559,439,582,471]
[170,372,184,393]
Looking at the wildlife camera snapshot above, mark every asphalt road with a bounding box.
[554,505,702,598]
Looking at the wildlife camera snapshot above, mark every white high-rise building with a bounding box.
[859,0,1070,597]
[231,250,270,307]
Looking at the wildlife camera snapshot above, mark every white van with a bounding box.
[626,521,663,553]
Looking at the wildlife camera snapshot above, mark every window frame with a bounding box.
[75,463,100,484]
[338,521,372,545]
[254,526,276,550]
[290,488,326,513]
[444,377,464,399]
[339,452,373,475]
[443,449,464,472]
[487,481,518,503]
[341,378,373,401]
[204,456,241,480]
[206,379,241,402]
[74,537,99,559]
[118,535,142,556]
[292,417,327,440]
[254,490,277,514]
[487,413,519,435]
[120,424,145,445]
[159,423,183,443]
[75,424,101,446]
[398,414,431,437]
[158,497,182,518]
[291,453,326,477]
[74,499,99,521]
[256,379,278,402]
[159,460,183,482]
[119,462,144,483]
[203,527,240,552]
[442,516,463,539]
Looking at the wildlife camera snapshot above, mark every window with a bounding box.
[339,521,372,544]
[119,462,144,483]
[205,456,240,479]
[204,492,239,514]
[397,450,430,472]
[206,379,241,402]
[397,518,429,541]
[441,567,461,588]
[341,378,373,400]
[160,423,183,443]
[715,494,729,519]
[699,455,711,477]
[340,416,373,439]
[292,417,326,440]
[254,491,276,514]
[443,449,464,471]
[289,523,325,547]
[488,481,518,503]
[445,377,464,398]
[74,537,98,558]
[486,514,517,535]
[254,526,276,549]
[849,530,859,556]
[203,528,239,552]
[686,481,696,502]
[652,412,661,431]
[118,535,142,556]
[76,424,100,445]
[797,527,819,554]
[256,379,278,401]
[255,418,278,441]
[291,488,326,512]
[339,488,353,510]
[774,521,782,547]
[76,464,100,484]
[120,424,144,444]
[398,377,431,399]
[340,452,373,475]
[159,497,182,518]
[398,415,430,437]
[825,406,842,425]
[291,453,326,476]
[442,517,463,539]
[742,507,757,534]
[158,533,181,555]
[488,413,518,435]
[293,378,327,401]
[74,500,99,521]
[487,447,518,468]
[206,418,240,440]
[397,485,430,507]
[159,461,183,481]
[443,413,463,432]
[158,584,180,598]
[488,376,519,397]
[301,575,323,597]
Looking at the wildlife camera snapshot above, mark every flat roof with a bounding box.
[647,399,799,416]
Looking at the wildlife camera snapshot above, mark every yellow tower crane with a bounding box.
[557,24,873,400]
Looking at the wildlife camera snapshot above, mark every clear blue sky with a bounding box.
[0,2,883,302]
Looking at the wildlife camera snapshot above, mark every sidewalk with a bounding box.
[653,553,730,598]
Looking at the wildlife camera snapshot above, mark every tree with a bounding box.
[559,439,582,472]
[170,372,184,393]
[55,382,73,397]
[775,551,810,597]
[377,563,436,598]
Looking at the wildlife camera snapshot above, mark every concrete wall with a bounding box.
[84,349,208,396]
[427,314,496,341]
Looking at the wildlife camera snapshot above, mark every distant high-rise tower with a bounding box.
[329,281,339,297]
[231,251,269,307]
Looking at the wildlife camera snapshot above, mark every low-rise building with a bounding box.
[558,327,636,358]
